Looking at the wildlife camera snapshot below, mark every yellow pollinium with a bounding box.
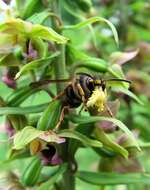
[30,139,46,155]
[87,87,107,112]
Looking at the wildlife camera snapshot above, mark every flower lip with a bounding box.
[41,144,56,158]
[40,144,62,166]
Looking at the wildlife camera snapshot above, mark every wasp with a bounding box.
[31,73,131,129]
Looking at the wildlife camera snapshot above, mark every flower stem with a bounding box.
[51,1,75,190]
[54,44,66,93]
[62,167,75,190]
[51,0,67,93]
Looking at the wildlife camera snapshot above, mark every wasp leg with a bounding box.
[76,83,88,111]
[54,106,69,131]
[52,91,65,102]
[52,82,72,101]
[105,103,113,117]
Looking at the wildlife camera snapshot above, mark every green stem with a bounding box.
[54,44,66,92]
[52,0,66,93]
[62,167,75,190]
[51,1,75,190]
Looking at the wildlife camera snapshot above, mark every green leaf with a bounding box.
[67,45,108,73]
[58,129,102,148]
[30,24,68,43]
[21,0,40,19]
[21,156,42,187]
[15,52,60,79]
[69,115,140,151]
[75,0,92,12]
[7,86,37,106]
[37,164,67,190]
[13,126,65,150]
[0,103,48,115]
[94,127,128,158]
[76,57,108,73]
[108,64,129,89]
[112,86,144,105]
[0,53,20,66]
[76,171,150,185]
[109,64,125,77]
[9,149,30,161]
[63,16,119,46]
[37,100,62,130]
[8,114,28,130]
[27,11,57,25]
[0,19,68,44]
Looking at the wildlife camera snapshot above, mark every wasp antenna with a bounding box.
[30,79,71,87]
[105,78,131,83]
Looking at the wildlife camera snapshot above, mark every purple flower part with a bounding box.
[26,41,38,62]
[41,152,63,166]
[2,0,11,4]
[117,130,139,145]
[2,76,16,89]
[100,121,118,133]
[41,154,51,166]
[40,144,63,166]
[51,152,63,165]
[97,100,120,133]
[5,121,15,137]
[39,131,66,144]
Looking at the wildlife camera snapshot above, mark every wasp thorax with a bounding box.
[87,86,107,112]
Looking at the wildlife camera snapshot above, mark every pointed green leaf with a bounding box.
[0,103,48,115]
[108,64,129,89]
[77,57,108,73]
[37,164,67,190]
[7,86,37,106]
[63,16,119,46]
[0,19,68,44]
[76,171,150,185]
[69,115,140,151]
[0,53,20,66]
[112,87,144,105]
[58,129,102,148]
[94,127,128,158]
[37,100,62,130]
[68,45,108,73]
[27,11,56,25]
[21,0,40,19]
[15,52,60,79]
[30,24,68,43]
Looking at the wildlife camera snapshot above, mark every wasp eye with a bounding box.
[102,83,106,91]
[87,80,94,91]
